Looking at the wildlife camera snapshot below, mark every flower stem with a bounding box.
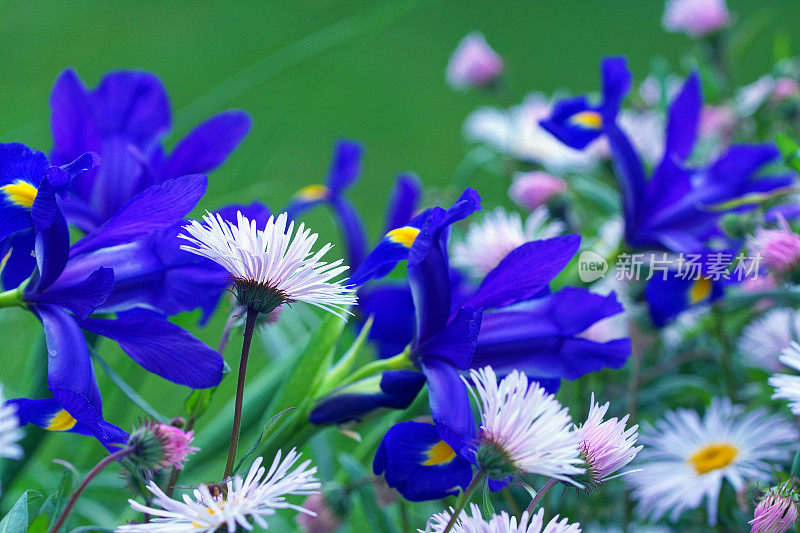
[0,286,23,309]
[334,350,413,390]
[223,307,259,480]
[49,447,132,533]
[442,470,486,533]
[525,477,557,515]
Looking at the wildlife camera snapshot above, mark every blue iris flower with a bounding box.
[542,57,793,253]
[48,68,252,233]
[0,145,226,447]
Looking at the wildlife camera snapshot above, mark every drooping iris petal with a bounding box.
[0,229,36,290]
[37,304,104,430]
[348,223,422,287]
[31,179,70,292]
[308,370,426,426]
[645,273,725,327]
[464,235,580,310]
[420,357,476,455]
[0,143,47,241]
[472,288,630,380]
[26,267,114,320]
[70,174,208,256]
[163,110,252,180]
[539,96,603,149]
[416,307,482,370]
[78,316,224,389]
[373,421,473,502]
[8,397,128,450]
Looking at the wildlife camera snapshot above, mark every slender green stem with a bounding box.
[49,447,132,533]
[334,350,413,390]
[713,304,737,402]
[525,478,557,515]
[442,470,486,533]
[224,307,259,480]
[0,286,23,309]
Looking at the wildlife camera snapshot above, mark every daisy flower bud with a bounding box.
[750,480,799,533]
[126,422,198,472]
[748,217,800,275]
[446,32,504,90]
[180,211,357,317]
[508,171,567,211]
[573,394,641,490]
[662,0,730,37]
[465,367,583,482]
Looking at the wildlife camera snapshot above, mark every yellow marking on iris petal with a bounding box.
[688,442,738,474]
[1,180,38,208]
[422,440,456,466]
[688,278,713,305]
[569,110,603,130]
[294,184,330,201]
[387,226,420,248]
[46,409,77,432]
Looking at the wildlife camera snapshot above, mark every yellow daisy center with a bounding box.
[688,442,738,474]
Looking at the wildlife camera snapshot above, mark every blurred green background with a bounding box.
[1,0,800,527]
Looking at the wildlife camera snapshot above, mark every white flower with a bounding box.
[574,394,641,487]
[423,503,581,533]
[628,398,797,525]
[769,342,800,415]
[116,449,320,532]
[464,94,603,173]
[739,308,800,372]
[0,384,24,497]
[465,367,583,482]
[180,211,357,317]
[451,206,564,277]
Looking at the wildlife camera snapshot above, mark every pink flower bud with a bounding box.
[508,171,567,210]
[750,485,798,533]
[153,424,198,471]
[663,0,730,37]
[749,218,800,274]
[446,32,504,90]
[772,78,800,103]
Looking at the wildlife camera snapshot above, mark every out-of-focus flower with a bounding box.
[749,218,800,275]
[117,449,320,532]
[772,78,800,103]
[616,110,665,165]
[750,480,799,533]
[180,211,357,317]
[769,342,800,415]
[296,493,343,533]
[699,105,737,142]
[467,367,583,482]
[738,77,777,117]
[574,394,641,489]
[628,398,797,525]
[0,384,24,496]
[739,309,800,372]
[638,75,682,107]
[508,171,567,210]
[465,94,602,173]
[424,503,581,533]
[662,0,730,37]
[446,32,504,90]
[451,206,564,277]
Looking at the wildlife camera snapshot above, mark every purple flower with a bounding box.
[446,32,504,90]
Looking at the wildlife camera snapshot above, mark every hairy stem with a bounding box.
[49,447,132,533]
[223,307,259,480]
[525,478,557,515]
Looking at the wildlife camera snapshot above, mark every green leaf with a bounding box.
[315,315,374,399]
[25,515,47,533]
[184,386,218,421]
[37,464,76,531]
[0,491,44,533]
[90,348,169,424]
[482,478,495,517]
[703,186,797,211]
[776,133,800,173]
[232,407,295,475]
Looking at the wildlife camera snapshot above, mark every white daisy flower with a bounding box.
[423,503,581,533]
[451,206,564,277]
[740,309,800,372]
[574,394,641,488]
[0,384,24,497]
[116,449,320,532]
[628,398,797,525]
[465,367,583,482]
[769,341,800,415]
[464,93,603,173]
[180,211,357,317]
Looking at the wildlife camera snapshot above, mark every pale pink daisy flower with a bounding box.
[739,308,800,372]
[749,217,800,275]
[446,32,504,90]
[662,0,730,37]
[424,503,581,533]
[116,449,320,532]
[508,172,567,210]
[574,395,642,489]
[769,342,800,415]
[180,211,357,317]
[464,367,583,482]
[750,481,799,533]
